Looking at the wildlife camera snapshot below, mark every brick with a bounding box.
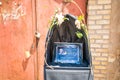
[101,62,108,65]
[91,48,95,52]
[98,0,111,4]
[95,40,109,44]
[92,56,95,60]
[95,66,106,69]
[101,70,107,74]
[96,30,110,34]
[88,0,96,5]
[103,15,111,19]
[108,57,116,62]
[102,44,109,48]
[88,20,95,25]
[101,53,108,57]
[96,20,110,24]
[94,77,100,80]
[103,25,110,29]
[102,35,109,39]
[100,78,106,80]
[94,70,100,73]
[88,10,96,15]
[89,30,95,34]
[97,10,111,15]
[93,61,101,65]
[94,73,106,78]
[104,5,111,9]
[95,57,107,61]
[90,39,95,43]
[88,5,103,10]
[92,52,101,56]
[90,35,102,39]
[88,15,102,20]
[95,49,109,53]
[91,44,101,48]
[89,25,102,29]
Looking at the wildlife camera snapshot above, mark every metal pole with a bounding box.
[34,0,39,79]
[32,0,39,80]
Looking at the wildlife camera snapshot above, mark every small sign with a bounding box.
[53,42,83,65]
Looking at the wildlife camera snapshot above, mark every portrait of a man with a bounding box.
[54,44,82,64]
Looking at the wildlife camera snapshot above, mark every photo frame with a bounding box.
[53,42,83,65]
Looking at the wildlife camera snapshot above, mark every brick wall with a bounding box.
[87,0,112,80]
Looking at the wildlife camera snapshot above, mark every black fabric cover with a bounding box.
[45,14,90,66]
[44,14,93,80]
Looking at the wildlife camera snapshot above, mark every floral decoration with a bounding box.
[49,10,88,39]
[75,15,88,38]
[49,10,69,30]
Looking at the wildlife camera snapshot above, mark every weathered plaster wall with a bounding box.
[108,0,120,80]
[0,0,35,80]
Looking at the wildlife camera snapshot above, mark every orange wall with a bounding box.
[0,0,87,80]
[0,0,35,80]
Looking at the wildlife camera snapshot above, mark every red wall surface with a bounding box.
[0,0,35,80]
[0,0,87,80]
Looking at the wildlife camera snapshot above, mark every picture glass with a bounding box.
[54,43,83,64]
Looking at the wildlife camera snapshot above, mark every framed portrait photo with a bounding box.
[53,42,83,65]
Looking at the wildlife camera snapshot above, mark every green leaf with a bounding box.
[75,31,83,38]
[49,12,58,30]
[64,17,69,21]
[81,23,88,37]
[50,20,58,30]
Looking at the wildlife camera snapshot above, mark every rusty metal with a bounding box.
[33,0,39,79]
